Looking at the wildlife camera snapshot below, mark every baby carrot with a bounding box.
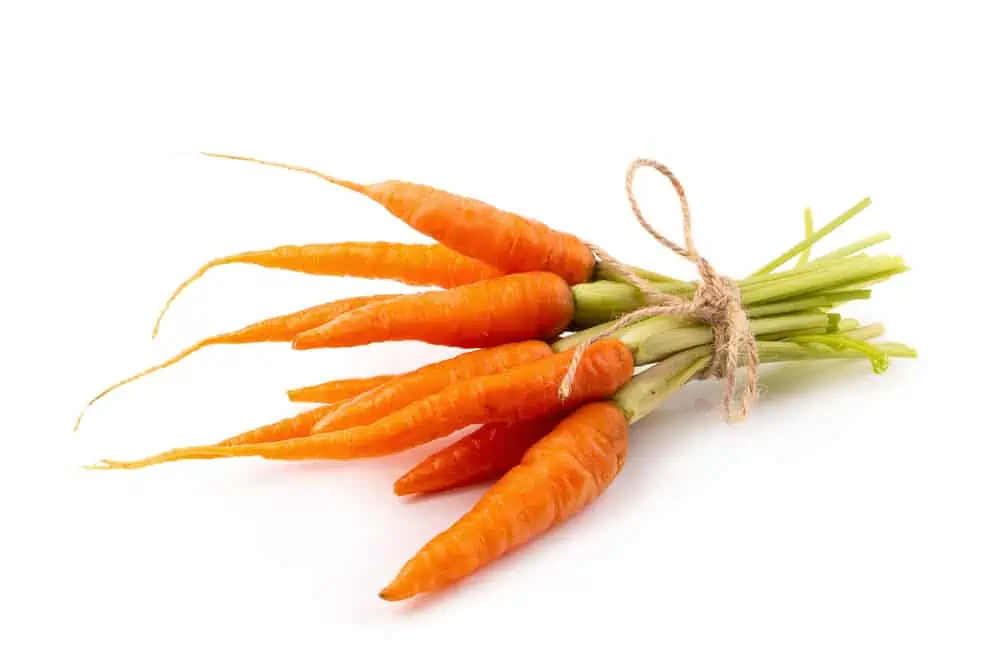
[393,415,563,496]
[91,339,633,467]
[203,153,595,285]
[287,374,396,404]
[311,341,553,433]
[380,401,628,600]
[88,403,336,470]
[294,272,574,350]
[74,294,397,430]
[153,242,500,338]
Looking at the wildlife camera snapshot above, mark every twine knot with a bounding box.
[559,158,759,421]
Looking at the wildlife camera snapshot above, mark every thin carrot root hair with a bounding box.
[201,152,368,195]
[76,295,395,431]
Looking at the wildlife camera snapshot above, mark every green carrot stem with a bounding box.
[613,337,915,423]
[594,263,684,285]
[814,232,891,261]
[571,256,902,328]
[751,197,872,276]
[796,207,815,266]
[631,313,832,365]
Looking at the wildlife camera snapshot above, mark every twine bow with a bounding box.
[559,158,760,421]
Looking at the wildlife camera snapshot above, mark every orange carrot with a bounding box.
[88,403,339,470]
[312,341,553,433]
[380,401,628,600]
[74,294,396,430]
[204,153,595,285]
[294,272,574,350]
[91,339,633,467]
[152,242,496,338]
[393,414,563,496]
[287,374,396,404]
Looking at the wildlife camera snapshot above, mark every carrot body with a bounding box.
[203,154,595,285]
[312,341,553,433]
[294,272,574,350]
[74,295,396,430]
[287,374,396,404]
[94,339,633,467]
[381,402,628,600]
[393,415,563,496]
[153,242,500,338]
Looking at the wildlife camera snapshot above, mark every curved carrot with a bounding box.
[152,242,496,338]
[380,401,628,600]
[312,341,553,433]
[203,153,595,285]
[92,339,633,467]
[294,272,574,350]
[74,294,396,430]
[393,414,563,496]
[287,374,396,404]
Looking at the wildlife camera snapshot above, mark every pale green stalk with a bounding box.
[751,197,872,276]
[796,207,815,266]
[814,232,891,261]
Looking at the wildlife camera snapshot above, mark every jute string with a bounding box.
[558,158,760,421]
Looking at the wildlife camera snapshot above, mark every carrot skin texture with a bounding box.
[368,182,595,285]
[287,374,396,404]
[380,402,629,600]
[203,153,594,285]
[294,272,575,350]
[393,415,563,496]
[74,295,396,430]
[313,341,553,433]
[153,242,500,337]
[97,339,633,467]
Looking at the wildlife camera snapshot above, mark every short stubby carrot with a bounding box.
[393,414,564,496]
[204,154,595,285]
[312,341,553,433]
[91,403,336,470]
[287,374,396,404]
[74,294,397,430]
[294,272,574,350]
[92,339,633,467]
[153,242,496,338]
[380,401,629,600]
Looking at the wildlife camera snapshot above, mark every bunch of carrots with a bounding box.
[79,154,914,601]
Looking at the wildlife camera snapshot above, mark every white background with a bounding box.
[2,1,997,665]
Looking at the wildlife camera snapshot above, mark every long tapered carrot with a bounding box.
[203,153,595,285]
[294,272,574,350]
[91,339,633,468]
[74,294,397,430]
[380,401,628,600]
[287,374,396,404]
[87,403,338,470]
[393,414,564,496]
[152,242,500,338]
[311,341,553,433]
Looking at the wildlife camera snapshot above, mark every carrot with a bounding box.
[89,403,336,470]
[294,272,574,350]
[393,414,563,496]
[380,401,628,600]
[203,153,595,285]
[312,341,553,433]
[74,294,396,430]
[287,374,396,404]
[91,339,633,467]
[152,242,497,338]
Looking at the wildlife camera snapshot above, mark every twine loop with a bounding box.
[559,158,759,421]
